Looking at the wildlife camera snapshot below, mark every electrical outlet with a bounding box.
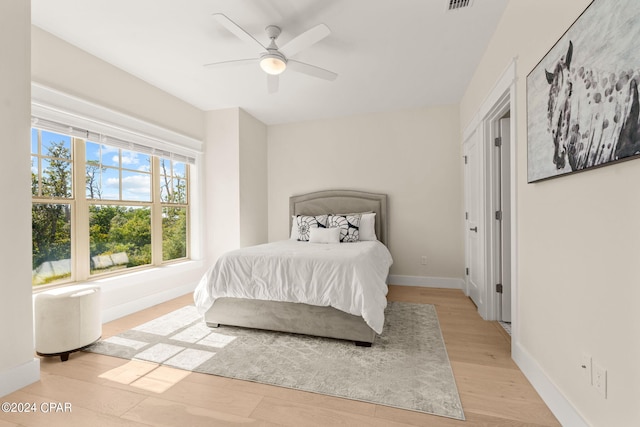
[593,362,607,398]
[420,256,427,265]
[580,354,592,385]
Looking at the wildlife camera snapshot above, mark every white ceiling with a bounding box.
[31,0,507,125]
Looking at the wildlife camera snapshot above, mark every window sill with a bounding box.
[33,259,205,294]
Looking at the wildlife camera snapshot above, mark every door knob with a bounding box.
[469,227,478,232]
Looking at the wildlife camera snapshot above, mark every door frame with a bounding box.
[462,60,518,335]
[484,95,511,322]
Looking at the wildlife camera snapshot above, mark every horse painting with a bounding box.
[545,41,640,172]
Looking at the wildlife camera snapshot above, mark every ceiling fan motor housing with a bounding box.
[265,25,282,40]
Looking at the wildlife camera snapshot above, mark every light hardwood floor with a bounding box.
[0,286,560,426]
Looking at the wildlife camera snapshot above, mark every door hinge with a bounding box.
[495,210,502,221]
[466,267,469,276]
[496,283,503,293]
[494,137,502,147]
[465,211,469,220]
[463,155,468,164]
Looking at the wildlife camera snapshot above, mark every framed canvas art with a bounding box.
[527,0,640,183]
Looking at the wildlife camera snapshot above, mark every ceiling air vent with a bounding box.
[448,0,473,11]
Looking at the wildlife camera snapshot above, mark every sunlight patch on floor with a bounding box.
[130,365,191,393]
[98,359,189,393]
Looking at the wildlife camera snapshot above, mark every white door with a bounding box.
[499,118,512,322]
[464,132,485,314]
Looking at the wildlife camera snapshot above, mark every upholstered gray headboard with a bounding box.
[289,190,388,246]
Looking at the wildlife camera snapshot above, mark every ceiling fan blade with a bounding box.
[203,58,258,68]
[267,74,279,94]
[279,23,331,58]
[287,60,337,81]
[213,13,266,53]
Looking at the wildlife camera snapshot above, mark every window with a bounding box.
[85,142,154,275]
[31,130,191,287]
[31,129,74,285]
[160,158,189,262]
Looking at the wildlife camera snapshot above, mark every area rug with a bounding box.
[86,301,464,420]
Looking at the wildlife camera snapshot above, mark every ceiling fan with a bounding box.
[205,13,338,94]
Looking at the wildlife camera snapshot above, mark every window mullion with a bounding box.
[73,138,90,280]
[151,156,163,265]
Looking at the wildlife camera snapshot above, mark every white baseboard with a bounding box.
[387,275,464,289]
[101,280,198,323]
[513,341,589,427]
[0,358,40,398]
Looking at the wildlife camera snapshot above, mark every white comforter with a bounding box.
[194,240,393,334]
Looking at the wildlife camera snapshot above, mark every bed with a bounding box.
[194,189,392,346]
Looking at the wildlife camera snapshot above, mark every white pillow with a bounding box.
[359,213,377,241]
[290,216,299,240]
[309,227,341,244]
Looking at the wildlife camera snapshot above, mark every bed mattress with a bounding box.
[194,240,393,334]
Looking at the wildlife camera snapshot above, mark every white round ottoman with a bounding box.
[34,285,102,362]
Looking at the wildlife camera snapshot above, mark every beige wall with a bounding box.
[204,108,241,263]
[461,1,639,425]
[0,0,39,396]
[204,108,268,264]
[267,106,463,279]
[239,109,268,248]
[32,26,204,141]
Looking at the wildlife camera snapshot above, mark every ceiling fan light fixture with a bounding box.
[260,54,287,75]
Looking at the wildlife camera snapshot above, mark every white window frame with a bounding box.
[31,83,203,288]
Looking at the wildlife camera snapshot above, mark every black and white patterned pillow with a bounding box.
[327,214,361,242]
[295,215,328,241]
